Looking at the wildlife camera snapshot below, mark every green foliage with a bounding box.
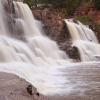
[95,24,100,30]
[65,0,81,16]
[34,0,81,16]
[23,0,83,16]
[24,0,34,8]
[24,0,99,15]
[94,0,100,10]
[35,0,49,5]
[75,16,92,25]
[49,0,66,8]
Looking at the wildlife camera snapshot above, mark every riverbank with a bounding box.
[0,72,48,100]
[1,63,100,100]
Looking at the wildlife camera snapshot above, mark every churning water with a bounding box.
[0,0,99,95]
[65,19,100,61]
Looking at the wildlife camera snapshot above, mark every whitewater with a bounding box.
[0,0,99,95]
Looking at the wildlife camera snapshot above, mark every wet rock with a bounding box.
[59,40,81,61]
[36,92,40,96]
[26,84,39,96]
[32,8,81,60]
[27,85,33,95]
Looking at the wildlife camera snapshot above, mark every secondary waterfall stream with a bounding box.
[0,0,99,95]
[65,19,100,61]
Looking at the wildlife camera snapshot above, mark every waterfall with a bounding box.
[0,0,10,35]
[65,19,100,61]
[65,19,98,42]
[14,1,42,37]
[0,0,99,95]
[0,0,71,95]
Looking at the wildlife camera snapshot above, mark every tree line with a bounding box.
[24,0,100,16]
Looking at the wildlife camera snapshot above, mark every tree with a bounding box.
[49,0,66,8]
[24,0,34,8]
[65,0,81,16]
[24,0,82,16]
[94,0,100,10]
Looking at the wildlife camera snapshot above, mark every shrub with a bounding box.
[94,0,100,10]
[75,16,92,25]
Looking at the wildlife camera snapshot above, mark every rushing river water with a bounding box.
[0,0,99,95]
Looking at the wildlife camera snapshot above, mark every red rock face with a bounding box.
[75,4,100,25]
[74,3,100,42]
[32,8,65,40]
[32,8,81,60]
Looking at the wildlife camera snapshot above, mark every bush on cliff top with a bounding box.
[24,0,34,8]
[75,16,92,25]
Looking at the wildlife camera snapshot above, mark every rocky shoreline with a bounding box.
[1,63,100,100]
[0,72,48,100]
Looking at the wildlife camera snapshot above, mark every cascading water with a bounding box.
[0,0,100,96]
[14,1,42,37]
[65,19,98,42]
[0,0,71,95]
[0,0,10,35]
[65,19,100,61]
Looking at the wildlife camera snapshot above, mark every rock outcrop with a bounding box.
[33,8,65,41]
[75,3,100,24]
[32,8,81,60]
[0,72,48,100]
